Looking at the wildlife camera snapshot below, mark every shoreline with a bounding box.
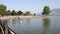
[0,16,50,20]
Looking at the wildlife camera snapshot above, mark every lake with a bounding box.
[2,16,60,34]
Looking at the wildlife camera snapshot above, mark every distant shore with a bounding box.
[0,16,50,20]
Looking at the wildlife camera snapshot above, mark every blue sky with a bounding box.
[0,0,60,13]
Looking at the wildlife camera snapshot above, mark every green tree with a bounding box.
[34,13,36,16]
[6,10,11,15]
[42,6,51,16]
[11,10,17,15]
[17,11,23,15]
[25,11,30,15]
[0,4,7,16]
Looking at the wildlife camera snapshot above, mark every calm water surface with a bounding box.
[3,16,60,34]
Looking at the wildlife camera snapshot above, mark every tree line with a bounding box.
[0,4,36,16]
[0,4,51,16]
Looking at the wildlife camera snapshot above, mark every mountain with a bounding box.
[37,9,60,16]
[51,9,60,13]
[50,9,60,15]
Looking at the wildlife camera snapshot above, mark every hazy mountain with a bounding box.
[37,9,60,16]
[50,9,60,15]
[51,9,60,13]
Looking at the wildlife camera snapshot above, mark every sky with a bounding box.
[0,0,60,14]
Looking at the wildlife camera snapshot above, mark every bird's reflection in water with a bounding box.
[42,18,50,34]
[20,20,22,24]
[17,18,22,24]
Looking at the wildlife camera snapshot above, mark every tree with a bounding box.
[17,11,23,15]
[0,4,7,16]
[34,13,36,16]
[6,10,11,15]
[25,11,30,15]
[42,12,44,15]
[11,10,17,15]
[42,6,51,16]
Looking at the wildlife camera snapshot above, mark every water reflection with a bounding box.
[2,16,60,34]
[18,19,22,24]
[24,18,30,26]
[42,18,50,34]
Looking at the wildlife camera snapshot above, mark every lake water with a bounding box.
[2,16,60,34]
